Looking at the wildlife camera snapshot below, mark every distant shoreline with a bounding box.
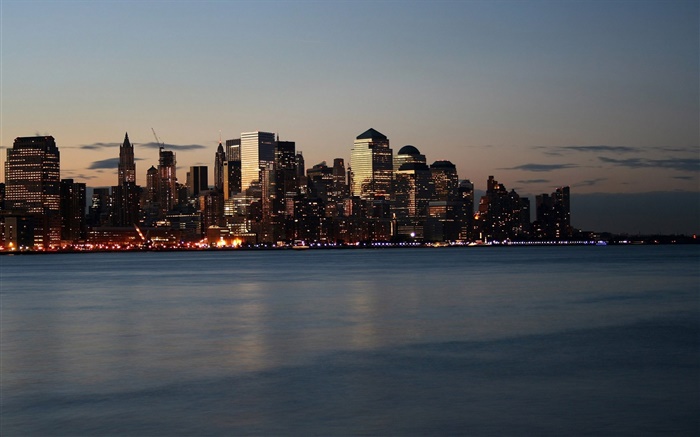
[3,236,698,255]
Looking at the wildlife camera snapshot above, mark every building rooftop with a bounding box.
[397,145,421,155]
[431,160,456,169]
[356,128,387,141]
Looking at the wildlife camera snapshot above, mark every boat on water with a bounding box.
[292,240,310,249]
[467,240,492,247]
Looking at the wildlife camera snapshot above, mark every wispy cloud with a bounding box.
[502,163,578,172]
[538,145,639,156]
[79,142,120,150]
[88,158,119,170]
[139,141,206,151]
[574,178,607,188]
[88,157,143,170]
[515,179,551,184]
[599,157,700,172]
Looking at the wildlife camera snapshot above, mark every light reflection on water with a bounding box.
[1,246,699,435]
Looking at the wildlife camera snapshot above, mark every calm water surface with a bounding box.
[1,246,699,435]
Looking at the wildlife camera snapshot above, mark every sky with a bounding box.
[2,0,698,234]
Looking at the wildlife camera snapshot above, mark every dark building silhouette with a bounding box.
[187,166,209,198]
[158,149,177,216]
[112,133,141,227]
[118,132,136,185]
[535,186,571,240]
[476,175,530,241]
[88,187,111,227]
[214,141,225,191]
[60,179,86,242]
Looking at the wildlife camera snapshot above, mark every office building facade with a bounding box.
[4,136,61,248]
[240,131,275,192]
[350,128,393,200]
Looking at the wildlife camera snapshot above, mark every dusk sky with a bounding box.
[2,0,698,234]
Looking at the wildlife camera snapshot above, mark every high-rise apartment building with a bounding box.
[350,128,393,200]
[118,132,136,185]
[4,136,61,248]
[240,131,275,192]
[536,186,571,239]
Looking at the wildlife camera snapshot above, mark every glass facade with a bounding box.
[240,131,275,192]
[350,129,393,200]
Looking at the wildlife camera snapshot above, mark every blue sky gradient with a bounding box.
[2,0,698,233]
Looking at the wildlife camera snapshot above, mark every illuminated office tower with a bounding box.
[158,149,177,214]
[118,132,136,185]
[240,131,275,192]
[214,141,225,191]
[225,138,241,161]
[394,162,432,221]
[394,145,426,172]
[350,128,393,200]
[430,160,459,201]
[4,136,61,248]
[60,179,86,242]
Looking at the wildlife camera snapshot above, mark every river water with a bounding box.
[1,246,698,435]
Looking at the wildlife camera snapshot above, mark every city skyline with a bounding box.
[2,1,698,234]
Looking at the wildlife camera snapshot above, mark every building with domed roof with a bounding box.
[394,145,427,172]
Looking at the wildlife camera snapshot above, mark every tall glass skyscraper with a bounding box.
[4,136,61,248]
[350,128,393,200]
[240,131,275,192]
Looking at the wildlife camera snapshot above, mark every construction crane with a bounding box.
[151,127,164,151]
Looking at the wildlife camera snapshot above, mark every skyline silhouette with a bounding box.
[2,1,698,234]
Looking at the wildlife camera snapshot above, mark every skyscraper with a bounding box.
[214,141,225,191]
[187,166,209,198]
[112,132,141,227]
[394,145,426,172]
[430,160,459,201]
[118,132,136,185]
[240,131,275,192]
[394,162,432,221]
[4,136,61,248]
[159,149,177,215]
[60,179,86,242]
[350,128,393,200]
